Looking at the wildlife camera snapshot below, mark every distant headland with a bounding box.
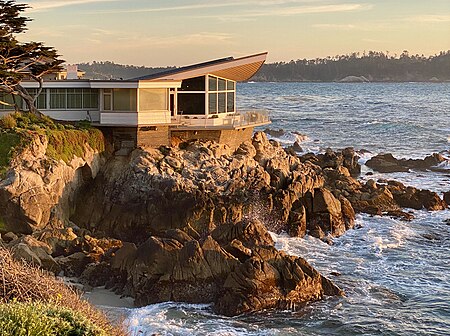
[79,50,450,83]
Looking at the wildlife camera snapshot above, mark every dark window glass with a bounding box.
[83,89,99,109]
[178,93,205,115]
[209,93,217,114]
[218,93,226,113]
[227,81,235,90]
[67,89,82,109]
[180,76,205,91]
[227,92,234,112]
[50,89,66,109]
[218,78,226,91]
[208,76,217,91]
[103,89,112,110]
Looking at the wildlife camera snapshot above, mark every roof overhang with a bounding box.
[145,52,268,82]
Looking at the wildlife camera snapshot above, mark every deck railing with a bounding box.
[173,109,270,129]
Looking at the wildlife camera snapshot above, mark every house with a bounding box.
[0,52,270,151]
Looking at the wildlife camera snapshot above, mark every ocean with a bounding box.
[123,82,450,335]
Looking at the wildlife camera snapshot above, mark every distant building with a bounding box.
[0,53,270,150]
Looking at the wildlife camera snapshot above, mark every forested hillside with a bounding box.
[78,61,175,80]
[253,50,450,82]
[79,50,450,82]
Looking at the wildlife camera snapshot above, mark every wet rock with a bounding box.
[264,128,285,138]
[366,153,447,173]
[387,183,447,211]
[443,191,450,205]
[366,153,410,173]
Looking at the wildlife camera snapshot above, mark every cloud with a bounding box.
[90,0,365,15]
[405,15,450,23]
[26,0,119,12]
[196,3,373,21]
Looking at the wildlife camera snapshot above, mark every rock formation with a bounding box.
[1,130,447,316]
[366,153,448,173]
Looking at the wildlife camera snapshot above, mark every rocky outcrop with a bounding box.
[71,133,355,241]
[0,133,105,234]
[2,129,448,317]
[81,219,342,316]
[366,153,448,173]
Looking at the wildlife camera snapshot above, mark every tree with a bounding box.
[0,0,64,116]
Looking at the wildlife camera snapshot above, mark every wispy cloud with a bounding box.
[90,0,363,15]
[26,0,119,12]
[199,3,373,21]
[405,14,450,23]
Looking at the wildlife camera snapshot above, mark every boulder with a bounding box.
[366,153,448,173]
[443,191,450,206]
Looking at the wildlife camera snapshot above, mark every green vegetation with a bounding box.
[0,301,108,336]
[0,247,127,335]
[0,112,106,173]
[46,128,105,164]
[0,131,22,177]
[78,50,450,82]
[253,50,450,82]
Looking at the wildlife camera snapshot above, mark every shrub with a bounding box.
[0,248,127,335]
[0,301,108,336]
[0,114,17,129]
[46,129,105,163]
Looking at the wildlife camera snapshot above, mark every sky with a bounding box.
[20,0,450,67]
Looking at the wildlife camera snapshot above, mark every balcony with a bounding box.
[172,110,270,130]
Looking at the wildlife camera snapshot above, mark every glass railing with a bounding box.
[173,109,270,128]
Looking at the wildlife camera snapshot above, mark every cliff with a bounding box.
[0,127,447,316]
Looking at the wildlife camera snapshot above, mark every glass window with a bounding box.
[113,88,137,111]
[83,89,99,109]
[103,90,112,111]
[218,78,226,91]
[208,76,217,91]
[178,93,205,115]
[218,93,226,113]
[67,89,82,109]
[180,76,205,91]
[227,92,234,112]
[50,89,66,109]
[139,89,167,111]
[227,81,235,90]
[208,93,217,114]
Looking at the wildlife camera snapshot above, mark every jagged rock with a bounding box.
[308,188,349,237]
[443,191,450,206]
[264,128,285,138]
[35,228,80,257]
[366,154,410,173]
[214,248,343,316]
[2,232,18,243]
[366,153,447,173]
[0,133,105,234]
[8,236,60,272]
[387,183,447,211]
[55,252,93,277]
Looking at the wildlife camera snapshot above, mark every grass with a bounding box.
[0,132,22,177]
[0,112,106,169]
[0,301,108,336]
[0,247,127,335]
[46,128,105,164]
